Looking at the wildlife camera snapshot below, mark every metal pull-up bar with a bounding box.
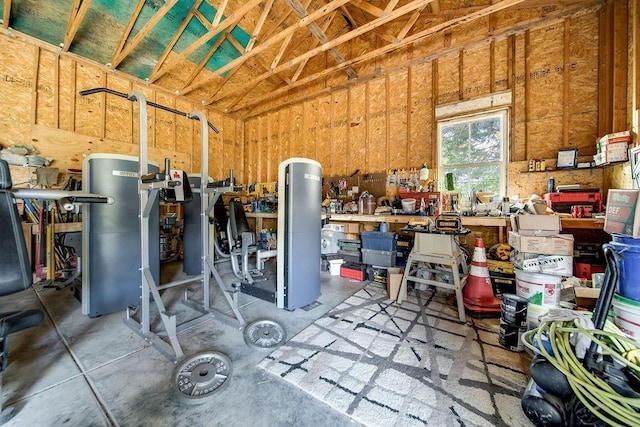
[79,87,220,133]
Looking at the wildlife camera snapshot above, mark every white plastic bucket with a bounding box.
[515,269,562,308]
[526,303,549,329]
[612,293,640,341]
[329,259,343,276]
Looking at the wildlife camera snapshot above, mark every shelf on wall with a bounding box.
[520,161,627,173]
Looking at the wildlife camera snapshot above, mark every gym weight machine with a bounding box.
[79,88,248,402]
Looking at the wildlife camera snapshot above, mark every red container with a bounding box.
[574,262,606,279]
[340,262,367,281]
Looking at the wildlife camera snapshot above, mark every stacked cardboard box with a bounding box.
[594,130,631,166]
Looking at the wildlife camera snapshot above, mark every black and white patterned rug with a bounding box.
[258,282,532,426]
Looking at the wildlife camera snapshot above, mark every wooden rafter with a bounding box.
[349,0,384,18]
[227,0,530,112]
[2,0,11,29]
[396,5,427,41]
[212,0,229,27]
[187,0,433,96]
[269,0,313,70]
[111,0,178,69]
[285,0,357,79]
[227,33,290,85]
[111,0,145,66]
[291,13,338,83]
[62,0,92,52]
[246,0,275,52]
[148,0,204,82]
[152,0,264,84]
[180,29,231,90]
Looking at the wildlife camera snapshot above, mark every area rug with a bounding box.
[258,282,532,427]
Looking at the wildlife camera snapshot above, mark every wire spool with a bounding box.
[488,243,511,261]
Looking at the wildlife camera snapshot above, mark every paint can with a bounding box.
[498,321,526,352]
[501,294,528,327]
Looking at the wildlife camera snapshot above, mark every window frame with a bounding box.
[436,108,509,200]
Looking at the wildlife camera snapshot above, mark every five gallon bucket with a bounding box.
[612,293,640,341]
[329,259,343,276]
[609,237,640,301]
[515,270,562,308]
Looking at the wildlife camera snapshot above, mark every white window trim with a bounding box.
[437,107,509,199]
[435,91,512,119]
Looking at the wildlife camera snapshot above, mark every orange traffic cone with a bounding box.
[463,238,502,316]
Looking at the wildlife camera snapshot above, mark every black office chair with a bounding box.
[227,200,276,283]
[0,159,44,423]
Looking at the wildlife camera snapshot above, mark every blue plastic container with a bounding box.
[609,238,640,301]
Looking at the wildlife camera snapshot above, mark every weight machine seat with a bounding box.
[0,159,44,422]
[227,200,276,283]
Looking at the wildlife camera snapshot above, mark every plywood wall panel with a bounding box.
[462,44,492,100]
[74,63,103,137]
[348,85,367,174]
[0,37,36,146]
[493,39,509,92]
[30,125,190,172]
[437,54,460,105]
[278,108,291,178]
[175,98,195,168]
[259,115,269,182]
[303,98,318,160]
[409,62,432,170]
[388,70,408,169]
[269,111,280,180]
[290,103,304,158]
[317,95,332,173]
[368,78,387,173]
[104,73,132,144]
[512,34,527,162]
[57,57,75,132]
[569,13,599,147]
[527,24,565,158]
[244,119,258,183]
[331,89,348,176]
[154,91,176,152]
[35,50,56,128]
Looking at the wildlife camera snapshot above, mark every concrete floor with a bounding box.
[1,260,367,427]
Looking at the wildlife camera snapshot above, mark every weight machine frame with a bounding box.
[79,88,244,362]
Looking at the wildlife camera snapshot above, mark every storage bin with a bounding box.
[362,248,396,267]
[360,232,397,251]
[340,262,368,281]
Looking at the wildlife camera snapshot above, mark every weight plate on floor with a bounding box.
[172,351,232,404]
[243,319,287,349]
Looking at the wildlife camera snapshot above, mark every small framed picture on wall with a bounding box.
[556,148,578,169]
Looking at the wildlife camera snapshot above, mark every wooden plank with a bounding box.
[31,45,39,126]
[111,0,178,68]
[29,125,191,172]
[62,0,92,52]
[148,0,202,83]
[563,19,570,146]
[2,0,11,29]
[110,0,145,67]
[612,0,629,132]
[524,29,530,161]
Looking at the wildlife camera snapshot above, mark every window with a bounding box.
[437,109,508,202]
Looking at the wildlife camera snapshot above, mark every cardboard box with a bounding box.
[510,214,561,236]
[508,231,574,256]
[599,130,631,144]
[329,222,360,234]
[605,141,629,163]
[574,287,600,310]
[604,189,640,238]
[511,250,573,276]
[387,270,406,301]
